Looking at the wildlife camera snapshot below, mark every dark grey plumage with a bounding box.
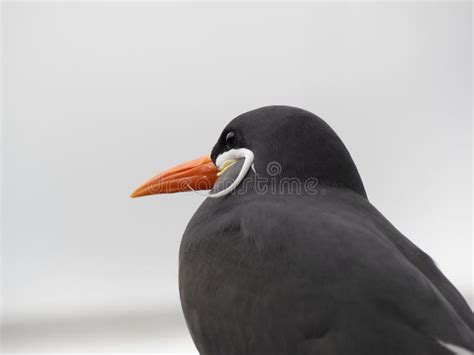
[179,106,473,355]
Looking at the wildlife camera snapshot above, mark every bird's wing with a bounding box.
[367,202,474,332]
[239,193,474,354]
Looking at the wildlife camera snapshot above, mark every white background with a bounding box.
[2,2,472,352]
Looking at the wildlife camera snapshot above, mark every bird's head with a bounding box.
[131,106,366,199]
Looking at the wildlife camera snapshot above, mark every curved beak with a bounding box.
[130,155,218,198]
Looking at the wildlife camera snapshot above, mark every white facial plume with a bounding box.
[208,148,254,198]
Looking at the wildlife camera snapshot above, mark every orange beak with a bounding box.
[130,155,218,198]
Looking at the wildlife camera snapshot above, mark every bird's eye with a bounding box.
[225,131,236,149]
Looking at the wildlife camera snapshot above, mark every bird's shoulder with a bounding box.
[234,189,391,256]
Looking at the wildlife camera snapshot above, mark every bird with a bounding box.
[131,106,473,355]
